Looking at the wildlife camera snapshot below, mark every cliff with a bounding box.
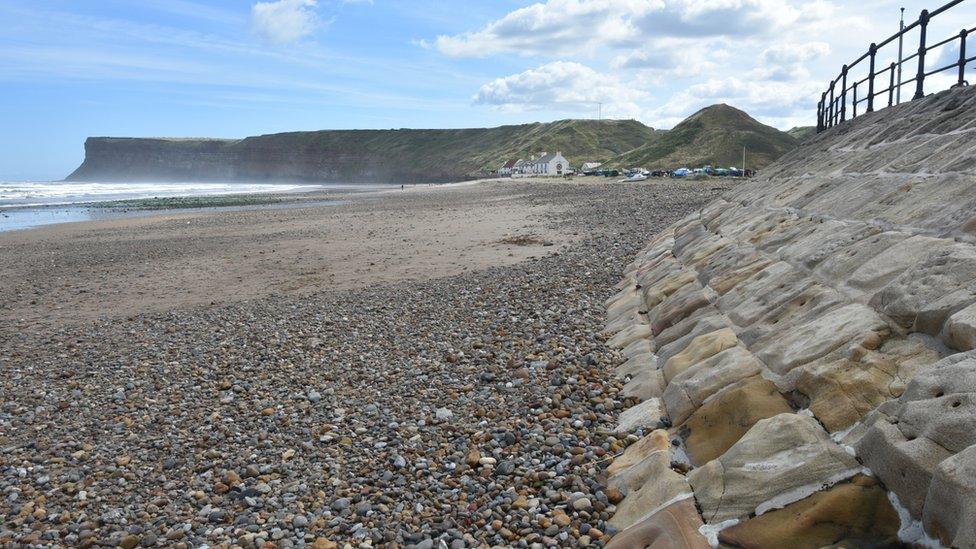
[66,120,659,183]
[67,108,801,184]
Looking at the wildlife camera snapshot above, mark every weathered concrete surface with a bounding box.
[716,475,900,549]
[604,498,710,549]
[678,376,792,465]
[688,413,860,523]
[603,87,976,546]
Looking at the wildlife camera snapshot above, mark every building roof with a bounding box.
[501,159,520,169]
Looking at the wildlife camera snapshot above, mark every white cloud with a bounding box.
[251,0,320,45]
[427,0,826,58]
[473,61,647,119]
[751,42,831,81]
[612,39,731,78]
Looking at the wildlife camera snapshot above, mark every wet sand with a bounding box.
[0,180,572,332]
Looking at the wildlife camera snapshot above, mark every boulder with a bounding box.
[663,346,764,425]
[717,262,815,328]
[662,328,739,383]
[735,284,846,348]
[678,376,792,466]
[855,415,951,518]
[688,413,861,523]
[677,234,732,267]
[747,214,817,254]
[923,444,976,549]
[614,352,656,380]
[608,323,653,350]
[608,429,671,478]
[606,287,641,319]
[717,475,900,549]
[844,235,953,300]
[945,301,976,351]
[650,286,716,336]
[616,398,666,434]
[856,355,976,517]
[706,253,774,296]
[641,269,699,311]
[604,309,646,337]
[753,303,888,376]
[621,339,654,360]
[621,369,667,401]
[793,337,943,432]
[813,231,908,286]
[654,312,732,360]
[609,452,693,531]
[604,497,710,549]
[776,219,881,271]
[871,242,976,335]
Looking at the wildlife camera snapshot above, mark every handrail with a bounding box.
[817,0,973,132]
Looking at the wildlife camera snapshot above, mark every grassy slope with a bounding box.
[236,119,660,180]
[787,126,817,141]
[69,107,799,182]
[609,105,798,170]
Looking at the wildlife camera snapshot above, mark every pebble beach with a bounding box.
[1,179,726,548]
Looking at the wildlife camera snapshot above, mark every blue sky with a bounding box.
[2,0,975,180]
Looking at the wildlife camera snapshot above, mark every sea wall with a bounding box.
[601,86,976,548]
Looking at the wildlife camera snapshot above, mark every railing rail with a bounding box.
[817,0,974,132]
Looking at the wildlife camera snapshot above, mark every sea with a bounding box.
[0,181,365,232]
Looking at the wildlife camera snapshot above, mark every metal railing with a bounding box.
[818,0,975,132]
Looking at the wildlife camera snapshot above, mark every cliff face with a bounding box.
[66,120,661,183]
[68,138,242,182]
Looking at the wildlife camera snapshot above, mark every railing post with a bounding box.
[914,9,930,100]
[958,29,969,87]
[853,82,859,118]
[817,98,824,132]
[889,62,897,106]
[867,43,878,112]
[829,81,835,127]
[819,92,827,131]
[840,65,848,122]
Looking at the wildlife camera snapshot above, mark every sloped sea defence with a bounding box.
[602,86,976,548]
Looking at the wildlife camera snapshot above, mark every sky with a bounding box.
[1,0,975,180]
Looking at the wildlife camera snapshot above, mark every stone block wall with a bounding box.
[602,86,976,549]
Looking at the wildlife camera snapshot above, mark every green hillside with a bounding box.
[233,118,661,179]
[608,104,798,171]
[787,126,817,141]
[69,106,798,183]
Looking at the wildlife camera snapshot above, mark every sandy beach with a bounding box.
[1,178,727,547]
[1,180,572,330]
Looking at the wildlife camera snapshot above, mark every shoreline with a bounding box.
[0,181,474,233]
[0,176,585,233]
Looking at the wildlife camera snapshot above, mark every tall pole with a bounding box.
[742,146,746,175]
[897,7,905,104]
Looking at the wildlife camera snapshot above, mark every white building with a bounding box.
[522,152,569,176]
[499,158,521,176]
